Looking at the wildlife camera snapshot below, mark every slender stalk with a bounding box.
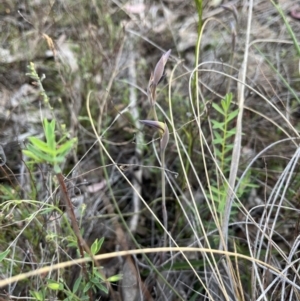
[192,0,202,104]
[56,173,93,301]
[153,108,168,255]
[161,149,167,256]
[142,49,171,262]
[151,99,167,256]
[271,0,300,57]
[222,0,254,249]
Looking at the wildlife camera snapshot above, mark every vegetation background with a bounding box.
[1,0,300,300]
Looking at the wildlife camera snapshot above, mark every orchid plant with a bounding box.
[140,49,171,252]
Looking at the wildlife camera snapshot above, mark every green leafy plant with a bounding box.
[210,93,239,215]
[27,230,118,301]
[210,93,257,221]
[211,93,238,174]
[30,238,122,301]
[23,119,77,174]
[23,64,107,301]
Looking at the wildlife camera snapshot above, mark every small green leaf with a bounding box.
[94,282,108,294]
[91,239,98,255]
[223,145,234,154]
[211,120,225,130]
[73,275,82,294]
[30,290,44,301]
[44,119,56,150]
[107,274,123,282]
[0,249,10,262]
[213,132,223,145]
[213,139,223,145]
[83,282,92,293]
[227,110,239,122]
[22,149,43,162]
[28,137,56,155]
[52,155,65,163]
[47,280,63,291]
[214,148,222,158]
[212,103,225,115]
[67,240,77,248]
[55,138,77,156]
[224,130,236,139]
[219,93,233,112]
[222,93,233,110]
[97,237,104,251]
[93,268,105,281]
[90,277,99,285]
[91,237,104,255]
[26,144,54,163]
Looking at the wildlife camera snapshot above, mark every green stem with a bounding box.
[221,112,228,173]
[271,0,300,57]
[192,0,203,104]
[161,149,167,255]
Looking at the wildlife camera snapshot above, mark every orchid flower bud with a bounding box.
[139,120,169,153]
[147,49,171,106]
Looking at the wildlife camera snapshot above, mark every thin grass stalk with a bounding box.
[96,38,125,134]
[221,4,238,94]
[158,121,167,258]
[223,0,253,249]
[271,0,300,58]
[167,61,224,299]
[127,34,143,233]
[150,112,231,298]
[192,0,203,104]
[254,45,300,103]
[160,148,167,256]
[186,53,234,298]
[2,247,291,295]
[184,0,203,180]
[249,148,300,299]
[99,149,182,300]
[191,19,223,235]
